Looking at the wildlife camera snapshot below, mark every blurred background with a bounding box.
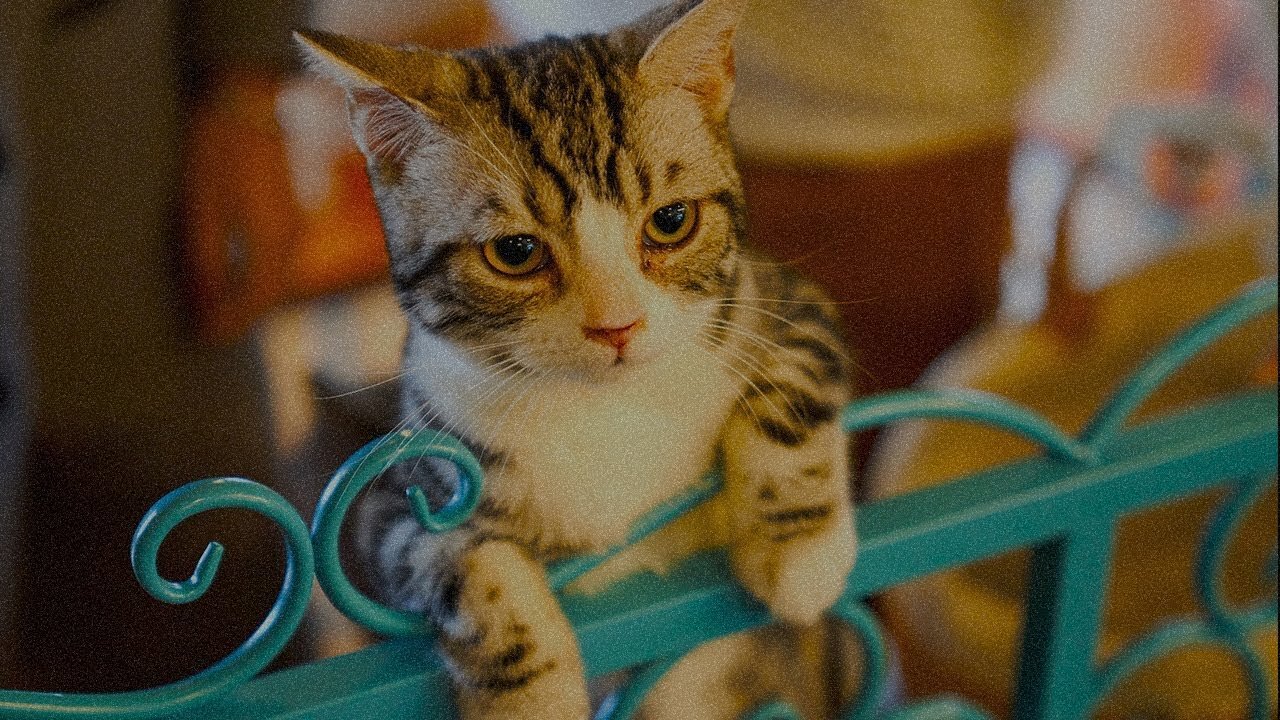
[0,0,1275,716]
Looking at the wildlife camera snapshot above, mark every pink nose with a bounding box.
[584,318,644,351]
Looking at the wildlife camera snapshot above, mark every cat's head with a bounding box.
[296,0,746,382]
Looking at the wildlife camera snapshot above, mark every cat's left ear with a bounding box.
[633,0,746,121]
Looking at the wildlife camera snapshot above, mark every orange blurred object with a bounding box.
[183,0,504,343]
[184,71,388,344]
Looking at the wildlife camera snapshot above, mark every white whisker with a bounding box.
[726,296,875,308]
[707,333,803,422]
[314,371,407,400]
[714,302,855,362]
[697,332,790,423]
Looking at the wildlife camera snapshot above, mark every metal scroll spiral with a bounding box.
[310,430,484,638]
[1091,471,1278,720]
[0,477,314,719]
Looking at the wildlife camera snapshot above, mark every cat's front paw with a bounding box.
[730,497,856,625]
[441,542,590,720]
[719,353,857,625]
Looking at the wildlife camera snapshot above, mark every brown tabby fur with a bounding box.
[297,1,860,717]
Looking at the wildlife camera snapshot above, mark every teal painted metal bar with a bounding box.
[3,387,1268,720]
[840,389,1097,466]
[0,281,1275,719]
[1012,518,1115,720]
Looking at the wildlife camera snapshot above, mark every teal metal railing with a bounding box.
[1,278,1275,719]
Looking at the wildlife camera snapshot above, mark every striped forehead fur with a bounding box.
[451,36,653,217]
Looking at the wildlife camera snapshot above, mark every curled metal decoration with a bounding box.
[0,280,1271,719]
[1082,277,1278,456]
[598,597,892,720]
[310,430,484,638]
[0,477,314,719]
[840,389,1097,466]
[1195,473,1278,633]
[1092,473,1278,720]
[289,279,1271,717]
[833,599,892,720]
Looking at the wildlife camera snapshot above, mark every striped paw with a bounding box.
[730,491,856,625]
[724,418,856,626]
[441,541,589,720]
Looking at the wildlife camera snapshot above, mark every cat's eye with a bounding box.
[644,201,697,247]
[483,234,547,275]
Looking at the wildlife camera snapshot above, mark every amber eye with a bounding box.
[484,234,546,275]
[644,201,697,247]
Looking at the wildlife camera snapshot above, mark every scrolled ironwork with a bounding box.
[840,389,1097,466]
[0,477,314,719]
[1196,473,1278,633]
[310,430,484,638]
[1092,472,1278,720]
[0,276,1273,720]
[1082,277,1278,456]
[598,596,892,720]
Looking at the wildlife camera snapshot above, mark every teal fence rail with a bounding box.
[1,278,1276,720]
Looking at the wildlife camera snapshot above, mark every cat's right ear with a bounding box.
[294,29,461,167]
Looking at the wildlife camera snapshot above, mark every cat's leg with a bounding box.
[720,332,856,625]
[378,517,589,720]
[636,632,760,720]
[438,538,589,720]
[356,440,588,718]
[638,621,852,720]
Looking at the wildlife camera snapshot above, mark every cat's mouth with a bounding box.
[564,345,657,384]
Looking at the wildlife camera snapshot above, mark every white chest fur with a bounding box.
[407,332,739,551]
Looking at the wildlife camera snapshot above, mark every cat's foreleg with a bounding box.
[721,361,856,625]
[396,527,589,720]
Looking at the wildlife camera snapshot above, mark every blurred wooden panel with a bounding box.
[0,0,291,693]
[740,139,1013,395]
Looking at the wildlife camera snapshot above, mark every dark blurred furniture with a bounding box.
[739,140,1012,483]
[0,62,28,683]
[740,141,1011,396]
[0,0,303,694]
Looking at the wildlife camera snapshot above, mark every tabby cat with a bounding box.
[296,1,857,717]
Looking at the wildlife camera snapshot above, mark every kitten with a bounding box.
[296,1,857,717]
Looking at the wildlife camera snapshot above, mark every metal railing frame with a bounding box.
[1,279,1275,720]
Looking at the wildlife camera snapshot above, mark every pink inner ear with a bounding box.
[680,29,735,103]
[351,88,431,166]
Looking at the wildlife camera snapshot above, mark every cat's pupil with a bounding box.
[496,235,538,267]
[652,203,687,234]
